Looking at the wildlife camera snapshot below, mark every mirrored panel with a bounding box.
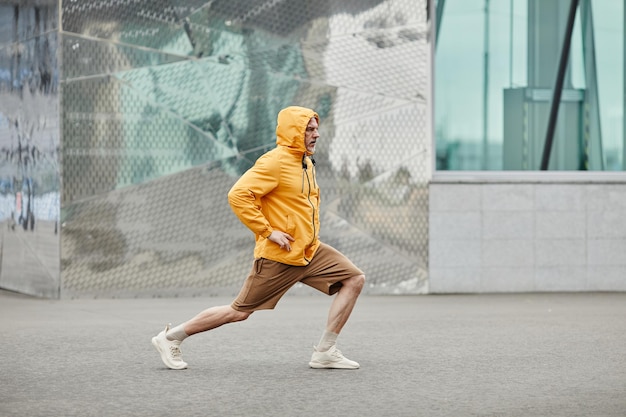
[59,0,430,297]
[0,2,60,298]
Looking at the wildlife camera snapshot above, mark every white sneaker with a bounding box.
[309,345,360,369]
[151,324,188,370]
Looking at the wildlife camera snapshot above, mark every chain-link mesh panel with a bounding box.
[62,0,205,55]
[0,2,60,298]
[61,161,253,297]
[0,3,58,45]
[62,34,186,80]
[60,0,430,297]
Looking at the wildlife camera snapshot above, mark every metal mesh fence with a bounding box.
[0,2,61,297]
[59,0,431,297]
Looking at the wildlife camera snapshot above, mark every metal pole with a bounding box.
[509,0,514,87]
[482,0,490,169]
[435,0,446,48]
[539,0,580,170]
[623,0,626,170]
[430,0,437,173]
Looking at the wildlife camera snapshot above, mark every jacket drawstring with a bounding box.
[311,157,317,189]
[301,155,306,193]
[301,154,317,245]
[304,165,317,246]
[301,155,318,192]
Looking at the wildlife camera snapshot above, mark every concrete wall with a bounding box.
[429,173,626,293]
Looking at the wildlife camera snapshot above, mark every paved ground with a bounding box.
[1,290,625,417]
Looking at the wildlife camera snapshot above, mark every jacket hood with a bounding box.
[275,106,319,155]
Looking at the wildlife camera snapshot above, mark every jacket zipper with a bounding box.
[302,157,317,262]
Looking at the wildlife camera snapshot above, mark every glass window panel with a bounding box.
[592,0,624,170]
[436,0,624,171]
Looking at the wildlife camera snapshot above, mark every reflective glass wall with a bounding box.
[57,0,431,297]
[435,0,625,171]
[0,1,60,298]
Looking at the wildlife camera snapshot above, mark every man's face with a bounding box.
[304,117,319,154]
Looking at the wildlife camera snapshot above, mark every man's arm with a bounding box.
[227,154,279,238]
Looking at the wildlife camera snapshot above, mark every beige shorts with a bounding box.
[231,243,364,312]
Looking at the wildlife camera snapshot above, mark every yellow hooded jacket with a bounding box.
[228,106,321,266]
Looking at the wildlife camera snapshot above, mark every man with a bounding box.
[151,106,365,370]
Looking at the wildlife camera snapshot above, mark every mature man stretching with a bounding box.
[152,106,365,370]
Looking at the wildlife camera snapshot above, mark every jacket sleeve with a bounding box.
[227,154,279,238]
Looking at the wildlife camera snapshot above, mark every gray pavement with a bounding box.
[1,290,625,417]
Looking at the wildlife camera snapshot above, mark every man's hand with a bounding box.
[267,230,295,251]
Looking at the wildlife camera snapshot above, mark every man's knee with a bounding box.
[230,308,252,322]
[344,274,365,293]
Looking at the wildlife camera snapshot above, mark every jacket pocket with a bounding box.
[286,214,295,236]
[255,258,264,274]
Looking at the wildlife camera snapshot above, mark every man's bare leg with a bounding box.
[183,305,251,335]
[152,305,251,370]
[326,274,365,334]
[310,274,365,369]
